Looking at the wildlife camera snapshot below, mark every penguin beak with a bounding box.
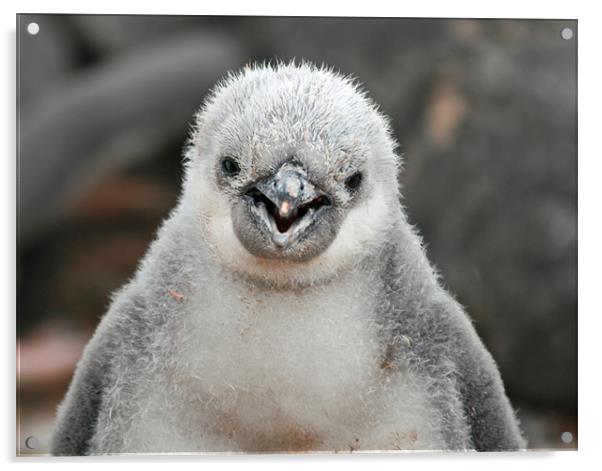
[245,162,332,248]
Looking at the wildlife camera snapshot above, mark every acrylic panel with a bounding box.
[16,15,577,455]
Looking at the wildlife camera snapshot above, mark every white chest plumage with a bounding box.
[121,270,447,453]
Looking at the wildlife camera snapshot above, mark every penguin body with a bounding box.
[51,63,525,454]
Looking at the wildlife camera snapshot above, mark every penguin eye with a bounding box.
[221,157,240,176]
[345,172,363,191]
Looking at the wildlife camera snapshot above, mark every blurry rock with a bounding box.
[18,324,89,391]
[71,15,225,56]
[56,229,154,325]
[401,20,577,407]
[68,174,174,221]
[516,407,578,450]
[19,30,247,246]
[19,168,179,333]
[18,15,79,100]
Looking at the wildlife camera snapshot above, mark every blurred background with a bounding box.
[16,15,577,454]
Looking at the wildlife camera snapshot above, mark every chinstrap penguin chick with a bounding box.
[51,62,526,454]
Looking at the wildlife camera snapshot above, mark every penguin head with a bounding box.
[184,62,401,286]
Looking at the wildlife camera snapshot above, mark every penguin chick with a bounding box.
[51,62,526,455]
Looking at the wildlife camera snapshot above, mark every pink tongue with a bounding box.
[279,200,292,217]
[274,211,295,233]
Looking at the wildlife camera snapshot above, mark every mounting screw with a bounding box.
[560,431,573,444]
[26,22,40,35]
[561,27,573,40]
[25,436,39,449]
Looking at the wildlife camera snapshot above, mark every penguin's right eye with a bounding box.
[221,157,241,176]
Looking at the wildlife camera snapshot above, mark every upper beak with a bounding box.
[245,162,332,247]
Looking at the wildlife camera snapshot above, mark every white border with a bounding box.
[0,0,585,18]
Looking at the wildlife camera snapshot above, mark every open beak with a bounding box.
[245,162,332,248]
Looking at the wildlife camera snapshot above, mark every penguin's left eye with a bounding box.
[345,172,363,191]
[221,157,240,176]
